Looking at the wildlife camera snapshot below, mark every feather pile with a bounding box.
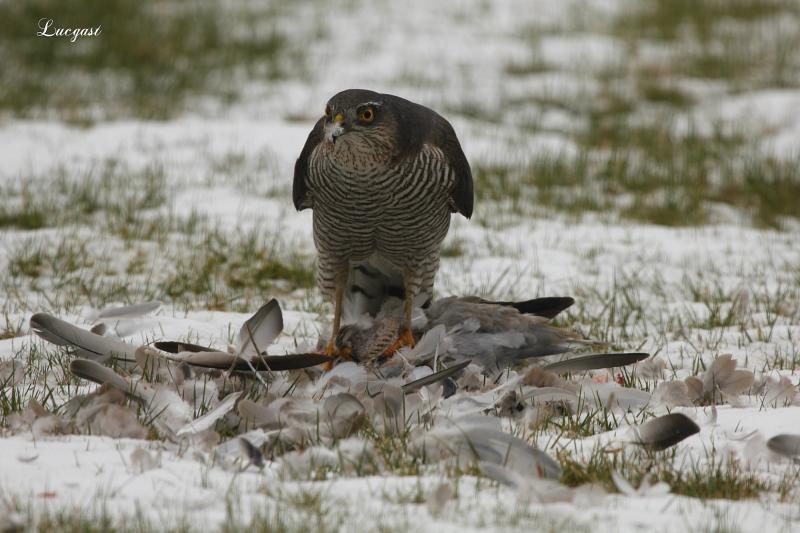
[14,294,792,497]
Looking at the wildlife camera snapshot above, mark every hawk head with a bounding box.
[320,89,398,164]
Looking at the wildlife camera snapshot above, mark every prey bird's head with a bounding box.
[320,89,397,162]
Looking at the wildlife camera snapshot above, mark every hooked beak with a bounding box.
[327,112,347,143]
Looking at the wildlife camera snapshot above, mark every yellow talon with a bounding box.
[382,328,416,357]
[322,340,352,371]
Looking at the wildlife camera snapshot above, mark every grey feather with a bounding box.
[31,313,138,363]
[238,400,280,428]
[153,341,216,354]
[402,360,471,394]
[766,434,800,458]
[343,263,406,321]
[236,299,283,357]
[544,352,649,373]
[176,392,242,436]
[635,413,700,451]
[415,416,561,479]
[97,301,162,320]
[481,296,575,319]
[425,296,588,368]
[239,437,265,468]
[702,355,754,402]
[161,350,332,372]
[321,393,366,439]
[69,358,130,392]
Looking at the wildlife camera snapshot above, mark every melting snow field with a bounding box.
[1,0,800,531]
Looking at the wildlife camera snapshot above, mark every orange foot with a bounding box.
[382,328,416,358]
[322,341,352,371]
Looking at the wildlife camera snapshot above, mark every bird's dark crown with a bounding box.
[326,89,385,112]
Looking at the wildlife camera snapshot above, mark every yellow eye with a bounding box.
[359,107,374,123]
[324,105,331,118]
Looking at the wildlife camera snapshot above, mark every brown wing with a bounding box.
[385,93,474,219]
[293,117,325,211]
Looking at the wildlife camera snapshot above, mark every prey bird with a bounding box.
[293,89,473,357]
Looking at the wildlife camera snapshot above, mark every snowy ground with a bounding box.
[1,0,800,531]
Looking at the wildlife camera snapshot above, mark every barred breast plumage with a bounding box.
[308,142,454,302]
[293,89,473,353]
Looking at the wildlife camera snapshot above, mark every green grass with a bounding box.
[615,0,795,43]
[494,0,800,228]
[1,0,799,525]
[615,0,800,90]
[0,155,314,314]
[0,0,292,122]
[559,445,771,500]
[160,226,315,312]
[3,225,315,314]
[474,119,800,228]
[0,160,167,232]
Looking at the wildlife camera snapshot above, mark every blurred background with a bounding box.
[3,0,799,225]
[0,0,799,318]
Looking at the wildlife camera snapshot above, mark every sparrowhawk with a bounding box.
[293,89,473,356]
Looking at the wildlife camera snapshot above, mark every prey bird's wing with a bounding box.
[292,117,324,211]
[481,296,575,319]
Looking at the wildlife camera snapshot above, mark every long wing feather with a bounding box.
[69,358,131,391]
[483,296,575,319]
[30,313,138,363]
[162,350,333,372]
[544,352,649,373]
[153,341,216,354]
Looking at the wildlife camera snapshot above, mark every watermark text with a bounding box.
[37,18,102,43]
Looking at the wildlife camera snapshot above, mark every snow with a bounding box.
[2,0,800,530]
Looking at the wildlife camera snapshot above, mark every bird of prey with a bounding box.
[293,89,473,357]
